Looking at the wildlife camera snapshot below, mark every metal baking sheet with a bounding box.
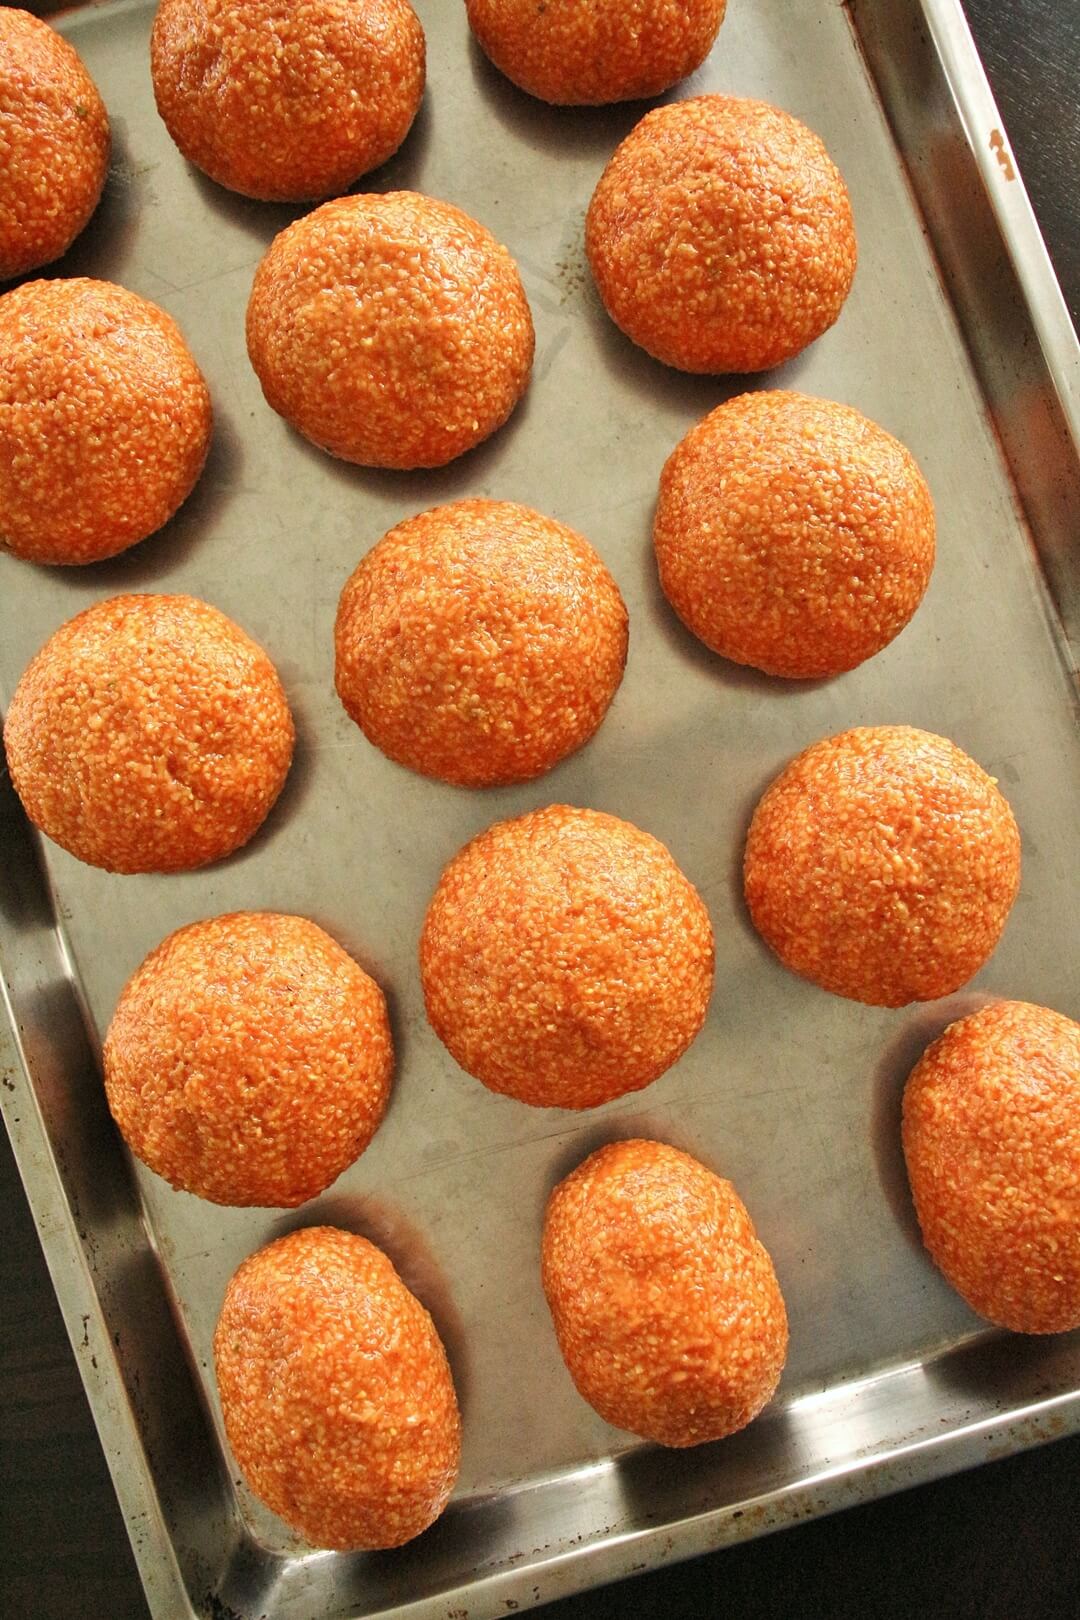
[2,1,1079,1617]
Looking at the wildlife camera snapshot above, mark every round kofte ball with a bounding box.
[0,278,212,565]
[0,11,110,282]
[104,913,393,1208]
[744,726,1021,1008]
[151,0,425,203]
[215,1226,461,1548]
[466,0,726,106]
[335,499,628,787]
[654,392,935,678]
[542,1140,788,1445]
[587,95,857,374]
[421,806,714,1109]
[247,192,534,469]
[3,594,294,873]
[903,1001,1080,1335]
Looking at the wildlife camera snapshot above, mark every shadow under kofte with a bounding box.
[54,115,148,285]
[638,504,843,702]
[186,162,305,249]
[612,1398,800,1535]
[358,92,434,198]
[465,32,660,162]
[269,1193,472,1422]
[41,405,245,596]
[187,89,434,243]
[870,995,990,1255]
[579,273,743,420]
[537,1096,710,1210]
[275,368,537,511]
[204,693,320,879]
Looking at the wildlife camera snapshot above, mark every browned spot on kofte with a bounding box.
[247,191,534,469]
[466,0,726,106]
[542,1140,788,1445]
[744,726,1021,1007]
[214,1227,461,1549]
[104,913,393,1208]
[151,0,425,203]
[654,391,935,678]
[0,278,212,565]
[3,594,294,873]
[903,1000,1080,1335]
[421,805,714,1109]
[334,499,628,787]
[587,95,856,373]
[0,10,110,281]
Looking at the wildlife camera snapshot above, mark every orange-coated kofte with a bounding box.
[104,913,393,1207]
[466,0,727,106]
[542,1140,788,1445]
[903,1001,1080,1335]
[421,806,714,1109]
[587,95,857,373]
[151,0,425,203]
[0,278,211,565]
[215,1227,461,1548]
[335,499,628,787]
[0,10,110,281]
[744,726,1021,1008]
[3,594,294,873]
[247,192,534,469]
[654,392,935,678]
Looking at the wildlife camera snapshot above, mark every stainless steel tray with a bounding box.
[2,2,1079,1617]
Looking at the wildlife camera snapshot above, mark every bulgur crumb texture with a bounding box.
[246,191,534,469]
[654,391,935,678]
[104,913,393,1208]
[335,499,628,788]
[3,594,294,873]
[214,1226,461,1548]
[903,1001,1080,1334]
[0,278,212,565]
[151,0,425,203]
[586,95,857,374]
[421,805,714,1109]
[542,1140,788,1446]
[465,0,726,106]
[0,10,110,281]
[744,726,1021,1008]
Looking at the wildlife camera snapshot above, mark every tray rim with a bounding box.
[915,0,1080,447]
[2,1,1079,1617]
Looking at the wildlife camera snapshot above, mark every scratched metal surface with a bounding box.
[1,1,1079,1617]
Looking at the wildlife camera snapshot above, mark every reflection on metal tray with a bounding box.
[1,1,1079,1617]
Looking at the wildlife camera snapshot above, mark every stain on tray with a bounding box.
[553,249,588,304]
[201,1594,245,1620]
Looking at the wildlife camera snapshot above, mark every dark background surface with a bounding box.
[3,1,1079,1617]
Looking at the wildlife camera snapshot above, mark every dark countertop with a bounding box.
[2,3,1079,1617]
